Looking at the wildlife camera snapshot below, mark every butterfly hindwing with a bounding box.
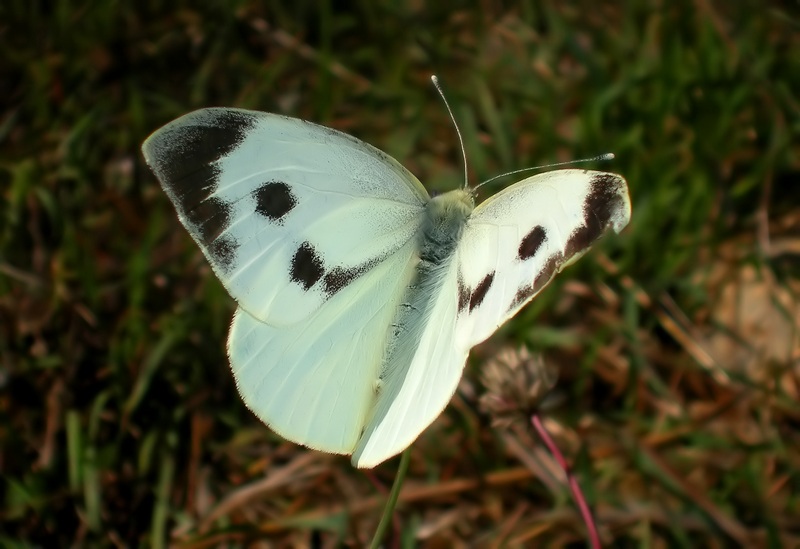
[228,236,419,454]
[352,255,467,467]
[143,108,429,326]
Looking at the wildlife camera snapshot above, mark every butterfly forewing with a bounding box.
[143,108,429,326]
[454,170,631,350]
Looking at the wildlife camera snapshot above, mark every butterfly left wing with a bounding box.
[143,108,432,458]
[352,169,630,467]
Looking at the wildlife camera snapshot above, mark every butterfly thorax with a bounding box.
[375,189,473,398]
[419,189,474,265]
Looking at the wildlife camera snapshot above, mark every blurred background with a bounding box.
[2,1,799,547]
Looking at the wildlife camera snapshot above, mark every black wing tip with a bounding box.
[142,108,262,198]
[142,108,260,167]
[588,171,631,232]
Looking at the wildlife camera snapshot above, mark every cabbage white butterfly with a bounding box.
[143,104,630,468]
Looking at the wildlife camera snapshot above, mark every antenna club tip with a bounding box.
[604,153,616,160]
[430,74,439,83]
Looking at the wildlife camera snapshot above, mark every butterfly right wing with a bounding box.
[228,236,419,454]
[351,170,630,467]
[453,170,631,350]
[142,108,429,326]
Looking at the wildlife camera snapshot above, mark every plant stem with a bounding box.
[368,448,411,549]
[531,414,601,549]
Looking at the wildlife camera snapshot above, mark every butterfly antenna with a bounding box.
[473,153,616,193]
[431,75,469,190]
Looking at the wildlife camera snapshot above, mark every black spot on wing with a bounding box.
[208,235,237,272]
[518,225,547,260]
[510,250,569,312]
[323,261,375,296]
[291,242,324,290]
[148,109,258,211]
[564,224,595,260]
[183,195,232,246]
[588,173,625,225]
[564,173,623,259]
[469,272,495,312]
[181,194,239,273]
[254,181,296,222]
[532,253,562,293]
[457,276,470,312]
[511,285,536,310]
[565,173,624,259]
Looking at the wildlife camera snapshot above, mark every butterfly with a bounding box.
[142,107,631,468]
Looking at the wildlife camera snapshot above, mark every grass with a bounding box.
[2,1,799,546]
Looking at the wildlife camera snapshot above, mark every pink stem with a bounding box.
[531,414,601,549]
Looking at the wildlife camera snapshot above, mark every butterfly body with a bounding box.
[143,108,630,467]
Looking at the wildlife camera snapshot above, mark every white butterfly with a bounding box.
[143,108,631,468]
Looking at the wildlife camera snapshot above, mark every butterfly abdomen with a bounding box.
[377,189,475,385]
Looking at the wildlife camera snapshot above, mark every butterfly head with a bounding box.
[418,189,475,264]
[428,188,474,220]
